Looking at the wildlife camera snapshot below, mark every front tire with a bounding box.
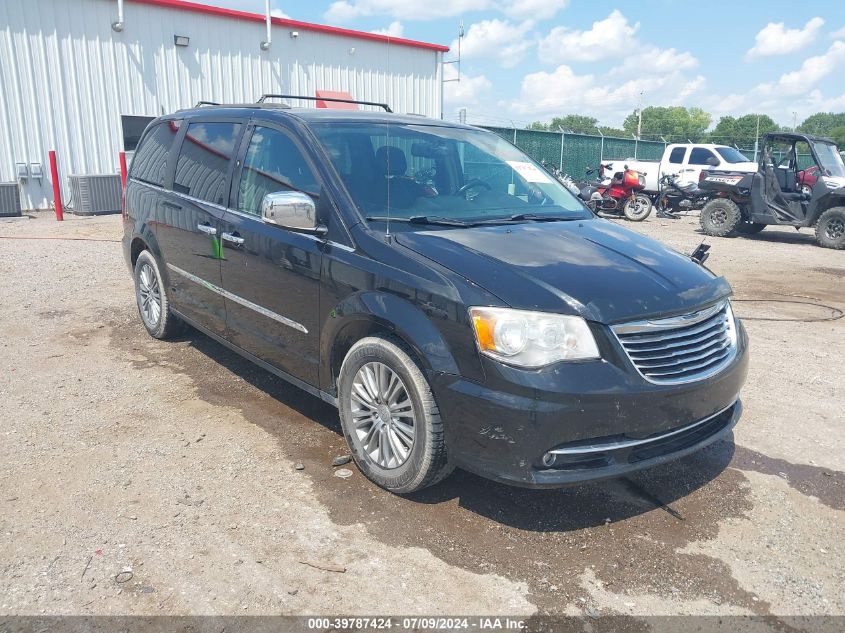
[133,250,183,339]
[337,336,453,493]
[700,198,741,237]
[623,194,652,221]
[815,207,845,249]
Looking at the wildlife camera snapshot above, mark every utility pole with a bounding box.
[440,20,463,120]
[792,111,798,132]
[636,90,644,139]
[753,114,761,162]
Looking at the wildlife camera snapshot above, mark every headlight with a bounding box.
[469,307,600,368]
[725,300,738,346]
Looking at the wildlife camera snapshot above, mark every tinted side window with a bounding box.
[121,115,156,152]
[130,121,180,186]
[668,147,686,164]
[173,122,241,205]
[238,126,318,216]
[689,148,716,165]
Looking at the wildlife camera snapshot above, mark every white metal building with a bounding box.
[0,0,448,210]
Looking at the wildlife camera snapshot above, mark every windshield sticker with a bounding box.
[506,161,553,184]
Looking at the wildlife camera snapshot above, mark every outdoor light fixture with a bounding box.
[290,31,299,38]
[174,35,190,47]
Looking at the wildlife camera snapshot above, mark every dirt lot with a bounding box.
[0,211,843,620]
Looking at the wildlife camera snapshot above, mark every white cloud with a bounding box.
[270,8,290,18]
[443,64,492,110]
[324,0,490,22]
[538,10,638,64]
[700,41,845,125]
[452,19,534,68]
[831,25,845,39]
[760,40,845,95]
[505,64,705,125]
[746,17,824,59]
[370,21,405,37]
[500,0,567,21]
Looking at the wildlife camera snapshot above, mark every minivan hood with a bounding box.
[394,219,731,324]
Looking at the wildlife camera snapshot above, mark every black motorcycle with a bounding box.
[653,173,712,218]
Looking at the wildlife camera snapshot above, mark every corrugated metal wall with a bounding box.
[0,0,443,210]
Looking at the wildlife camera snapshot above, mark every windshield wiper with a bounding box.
[472,213,581,225]
[365,215,473,227]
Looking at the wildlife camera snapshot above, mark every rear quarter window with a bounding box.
[173,122,242,206]
[668,147,686,164]
[130,121,181,186]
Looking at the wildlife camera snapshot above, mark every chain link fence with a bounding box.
[482,126,816,179]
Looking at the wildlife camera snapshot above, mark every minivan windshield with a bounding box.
[715,147,751,163]
[813,140,845,178]
[309,122,591,225]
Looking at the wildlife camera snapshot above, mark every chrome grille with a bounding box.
[612,301,736,384]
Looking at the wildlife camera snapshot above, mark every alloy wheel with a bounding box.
[825,217,845,241]
[138,263,162,327]
[350,362,416,469]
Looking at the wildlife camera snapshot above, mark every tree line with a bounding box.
[527,108,845,149]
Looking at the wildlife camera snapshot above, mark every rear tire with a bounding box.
[815,207,845,250]
[736,222,766,235]
[700,198,741,237]
[623,194,652,221]
[337,336,453,494]
[133,250,184,340]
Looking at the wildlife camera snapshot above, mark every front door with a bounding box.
[758,139,814,224]
[155,120,243,336]
[219,123,322,385]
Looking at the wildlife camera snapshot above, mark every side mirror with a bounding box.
[706,157,719,167]
[261,191,327,236]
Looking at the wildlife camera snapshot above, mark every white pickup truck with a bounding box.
[602,143,758,192]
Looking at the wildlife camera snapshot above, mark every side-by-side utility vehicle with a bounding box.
[123,95,748,493]
[698,132,845,249]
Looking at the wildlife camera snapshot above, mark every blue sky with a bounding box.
[202,0,845,130]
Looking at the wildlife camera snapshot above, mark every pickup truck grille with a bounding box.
[612,301,736,384]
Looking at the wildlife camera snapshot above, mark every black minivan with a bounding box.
[123,97,748,493]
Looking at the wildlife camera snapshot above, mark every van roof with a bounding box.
[167,104,476,130]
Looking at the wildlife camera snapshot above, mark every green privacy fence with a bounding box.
[482,126,816,179]
[483,127,667,179]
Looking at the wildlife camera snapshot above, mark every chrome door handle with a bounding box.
[221,232,244,245]
[197,224,217,235]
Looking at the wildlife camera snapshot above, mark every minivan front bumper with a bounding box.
[431,322,748,488]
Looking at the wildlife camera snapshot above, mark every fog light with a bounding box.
[542,452,556,467]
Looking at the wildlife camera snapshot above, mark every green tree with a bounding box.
[622,106,711,141]
[548,114,600,134]
[526,121,549,131]
[597,125,628,138]
[828,126,845,147]
[797,112,845,136]
[708,114,780,149]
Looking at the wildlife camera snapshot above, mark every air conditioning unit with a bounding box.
[0,182,22,217]
[68,174,122,215]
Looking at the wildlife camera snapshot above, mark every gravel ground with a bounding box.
[0,210,842,621]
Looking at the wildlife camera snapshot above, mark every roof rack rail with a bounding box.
[195,100,220,107]
[257,94,393,113]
